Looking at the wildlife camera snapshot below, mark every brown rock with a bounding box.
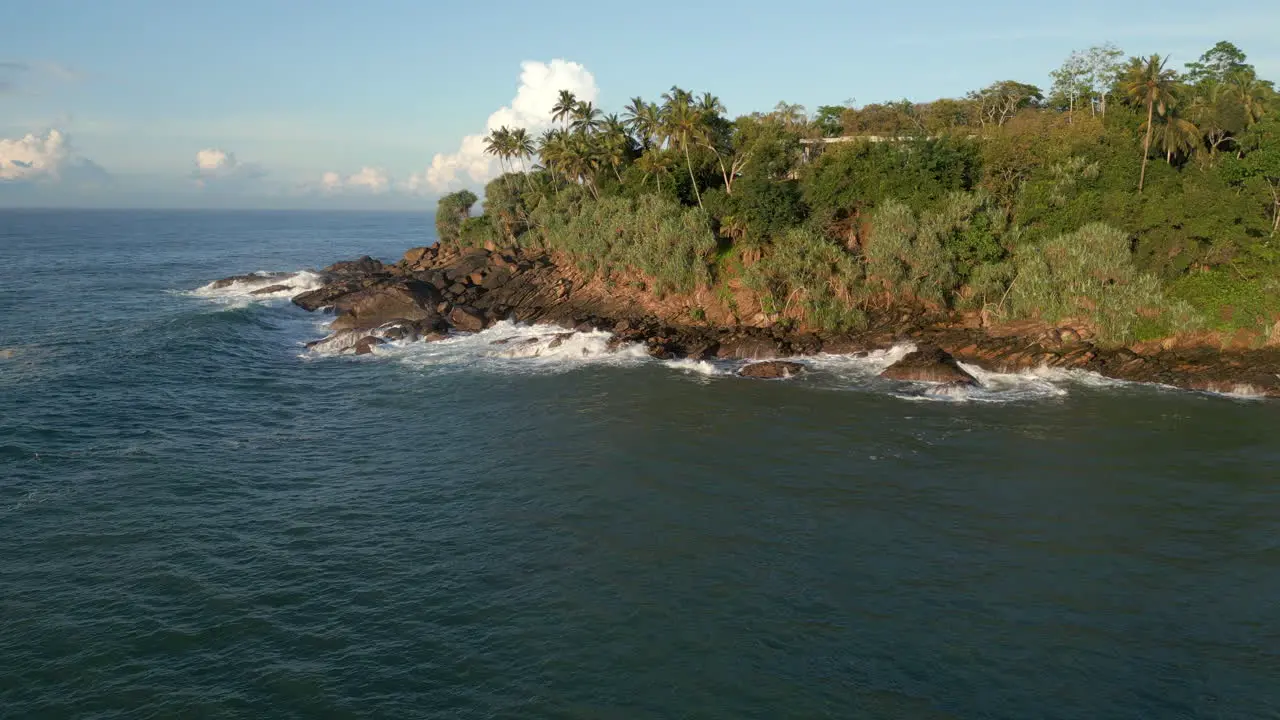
[717,334,783,360]
[880,345,978,385]
[448,305,487,332]
[739,361,805,379]
[330,281,442,331]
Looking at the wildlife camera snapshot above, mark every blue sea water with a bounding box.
[1,209,1279,719]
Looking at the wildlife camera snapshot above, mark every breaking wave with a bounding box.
[188,271,324,307]
[299,322,1179,403]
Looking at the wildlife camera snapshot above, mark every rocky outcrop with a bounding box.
[880,346,978,386]
[206,245,1280,397]
[329,280,442,332]
[739,361,806,379]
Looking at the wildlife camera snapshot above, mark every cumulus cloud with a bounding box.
[0,129,106,184]
[418,59,599,193]
[192,148,265,186]
[318,167,390,194]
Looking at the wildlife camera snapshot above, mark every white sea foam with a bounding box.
[189,270,324,305]
[374,321,650,375]
[299,320,1270,403]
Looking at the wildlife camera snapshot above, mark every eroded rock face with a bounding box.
[880,345,978,385]
[739,360,805,379]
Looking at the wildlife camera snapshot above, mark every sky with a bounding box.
[2,0,1278,209]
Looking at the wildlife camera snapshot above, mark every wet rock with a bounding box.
[716,333,783,360]
[739,360,806,379]
[249,284,292,296]
[880,345,978,385]
[448,305,487,332]
[210,272,290,289]
[354,336,383,355]
[547,333,575,349]
[330,280,443,332]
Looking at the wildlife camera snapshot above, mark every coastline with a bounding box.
[216,244,1280,398]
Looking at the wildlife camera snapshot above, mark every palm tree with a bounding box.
[510,127,535,173]
[698,92,726,117]
[624,98,663,150]
[598,114,634,183]
[483,126,512,176]
[1123,54,1180,192]
[551,90,578,130]
[661,85,707,209]
[1147,109,1201,163]
[1227,72,1269,128]
[570,101,602,134]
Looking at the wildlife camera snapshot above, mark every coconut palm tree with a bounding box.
[483,126,512,176]
[1146,109,1201,163]
[551,90,578,130]
[570,101,603,135]
[1227,72,1270,128]
[624,98,663,150]
[661,86,707,209]
[1123,55,1180,192]
[698,92,726,117]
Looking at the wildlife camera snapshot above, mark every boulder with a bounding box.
[717,333,783,360]
[401,246,438,270]
[329,280,442,331]
[448,305,488,332]
[739,361,806,379]
[323,256,385,278]
[354,336,383,355]
[880,345,978,385]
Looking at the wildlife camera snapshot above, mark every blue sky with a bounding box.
[3,0,1278,209]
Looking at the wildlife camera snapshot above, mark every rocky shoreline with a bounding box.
[216,245,1280,398]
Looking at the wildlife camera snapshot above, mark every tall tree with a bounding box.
[1050,50,1091,122]
[551,90,578,130]
[483,126,513,176]
[1122,54,1180,192]
[1147,108,1201,163]
[1084,43,1125,116]
[661,86,708,209]
[968,81,1043,129]
[1184,41,1249,87]
[571,101,603,134]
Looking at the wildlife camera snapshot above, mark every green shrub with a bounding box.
[1000,223,1201,344]
[746,227,867,331]
[532,193,717,294]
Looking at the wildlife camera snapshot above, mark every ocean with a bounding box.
[2,209,1278,719]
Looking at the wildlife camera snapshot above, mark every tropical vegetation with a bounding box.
[437,41,1280,346]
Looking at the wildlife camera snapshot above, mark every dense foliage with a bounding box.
[439,41,1280,345]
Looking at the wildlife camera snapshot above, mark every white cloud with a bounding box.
[317,166,390,194]
[418,59,599,193]
[192,148,265,186]
[0,128,105,184]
